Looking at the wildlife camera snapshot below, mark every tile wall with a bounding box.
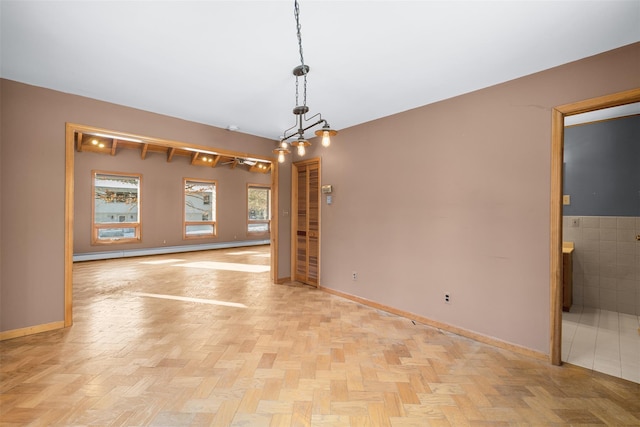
[562,216,640,315]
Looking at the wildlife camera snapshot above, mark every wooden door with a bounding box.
[292,158,320,286]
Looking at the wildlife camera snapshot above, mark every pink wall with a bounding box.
[2,43,639,354]
[306,43,640,354]
[74,146,270,254]
[0,80,275,332]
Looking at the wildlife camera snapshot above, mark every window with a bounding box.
[247,184,271,235]
[184,179,216,238]
[92,171,141,244]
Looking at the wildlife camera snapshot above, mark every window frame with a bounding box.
[91,170,142,245]
[183,178,217,239]
[247,183,271,237]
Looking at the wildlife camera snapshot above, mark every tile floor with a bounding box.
[562,305,640,383]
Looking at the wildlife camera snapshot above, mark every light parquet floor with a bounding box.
[1,246,639,426]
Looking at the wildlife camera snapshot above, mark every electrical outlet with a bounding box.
[444,293,451,304]
[352,271,358,281]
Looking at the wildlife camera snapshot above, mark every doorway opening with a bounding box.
[561,105,639,382]
[64,123,280,327]
[549,88,640,371]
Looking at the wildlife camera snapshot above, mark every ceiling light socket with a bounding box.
[293,64,310,76]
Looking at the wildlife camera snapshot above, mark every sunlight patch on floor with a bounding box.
[139,259,186,265]
[131,292,247,308]
[227,251,260,255]
[174,261,269,273]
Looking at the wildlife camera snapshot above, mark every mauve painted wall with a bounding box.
[74,147,271,253]
[305,42,640,354]
[0,80,275,332]
[2,43,639,352]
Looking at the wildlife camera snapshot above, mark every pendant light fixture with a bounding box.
[274,0,337,163]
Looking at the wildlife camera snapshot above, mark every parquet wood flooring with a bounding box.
[1,246,639,426]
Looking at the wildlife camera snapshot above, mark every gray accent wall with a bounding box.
[563,115,640,217]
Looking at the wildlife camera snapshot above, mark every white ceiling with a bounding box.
[565,102,640,126]
[1,1,639,141]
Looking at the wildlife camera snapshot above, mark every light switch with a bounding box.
[326,195,333,205]
[563,195,571,205]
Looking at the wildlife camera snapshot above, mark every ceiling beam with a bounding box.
[191,152,200,165]
[110,139,118,156]
[71,128,271,173]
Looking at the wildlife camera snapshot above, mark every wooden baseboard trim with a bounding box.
[275,277,291,284]
[318,286,548,362]
[0,321,65,342]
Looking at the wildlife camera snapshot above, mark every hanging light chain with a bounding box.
[294,0,307,108]
[279,0,336,156]
[295,72,300,108]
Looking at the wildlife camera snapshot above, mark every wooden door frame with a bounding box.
[549,88,640,365]
[64,123,279,328]
[291,157,321,286]
[270,162,279,283]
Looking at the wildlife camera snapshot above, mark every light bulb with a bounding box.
[297,145,306,156]
[321,131,331,147]
[281,141,288,149]
[278,152,285,163]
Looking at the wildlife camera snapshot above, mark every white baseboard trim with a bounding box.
[73,240,270,262]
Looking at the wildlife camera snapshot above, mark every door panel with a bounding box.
[307,165,319,283]
[295,166,307,280]
[293,159,320,286]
